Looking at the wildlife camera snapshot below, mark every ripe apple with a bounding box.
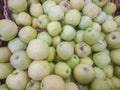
[82,2,101,19]
[105,78,115,90]
[10,50,32,70]
[40,75,66,90]
[66,54,80,69]
[8,37,27,53]
[27,0,39,6]
[7,0,27,13]
[114,65,120,78]
[15,12,32,26]
[92,0,109,7]
[79,16,93,30]
[31,18,38,28]
[80,57,93,66]
[103,65,113,78]
[111,76,120,89]
[48,5,64,21]
[54,62,71,79]
[83,28,101,45]
[61,25,76,41]
[26,39,49,60]
[6,70,29,90]
[26,80,40,90]
[30,3,43,17]
[28,61,50,80]
[74,30,84,43]
[37,31,52,45]
[105,31,120,49]
[75,42,91,58]
[56,42,74,60]
[114,15,120,27]
[0,63,14,79]
[77,83,89,90]
[0,19,18,41]
[52,36,61,47]
[93,51,111,69]
[37,15,50,29]
[0,47,12,63]
[64,9,81,26]
[70,0,85,11]
[49,62,55,74]
[91,22,101,32]
[65,82,79,90]
[73,63,95,84]
[18,26,37,43]
[47,21,62,37]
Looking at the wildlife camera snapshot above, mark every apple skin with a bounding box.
[27,0,39,6]
[111,76,120,89]
[47,21,62,37]
[0,47,12,63]
[56,42,74,60]
[54,62,71,79]
[64,9,81,26]
[0,19,18,41]
[75,42,91,58]
[30,3,43,18]
[103,65,113,78]
[65,82,79,90]
[79,16,93,30]
[105,31,120,49]
[114,15,120,27]
[110,49,120,65]
[8,37,27,53]
[0,63,14,79]
[80,57,93,66]
[114,65,120,78]
[92,0,109,7]
[91,22,101,32]
[18,26,37,43]
[10,50,32,70]
[48,5,64,21]
[83,28,101,45]
[61,25,76,41]
[52,36,61,47]
[74,30,84,43]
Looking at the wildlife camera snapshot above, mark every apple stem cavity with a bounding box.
[29,80,34,87]
[83,67,89,72]
[15,55,19,60]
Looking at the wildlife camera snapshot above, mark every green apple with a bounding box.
[64,9,81,26]
[40,75,66,90]
[82,2,101,19]
[90,79,111,90]
[111,76,120,89]
[10,50,32,70]
[30,3,43,17]
[83,28,101,45]
[26,39,49,60]
[65,74,75,82]
[7,0,27,13]
[114,15,120,27]
[94,11,107,24]
[105,31,120,49]
[28,61,50,80]
[47,21,62,37]
[48,5,64,21]
[49,62,55,74]
[52,36,61,47]
[0,47,12,63]
[19,26,37,43]
[114,65,120,78]
[8,37,27,53]
[80,57,93,66]
[61,25,76,41]
[26,80,40,90]
[37,14,50,29]
[91,22,101,32]
[42,0,56,14]
[59,0,71,13]
[74,30,84,43]
[37,31,52,45]
[0,63,14,79]
[27,0,40,6]
[70,0,85,11]
[0,19,18,41]
[75,42,91,58]
[93,51,111,69]
[103,65,113,78]
[92,0,110,7]
[77,83,89,90]
[102,19,117,33]
[103,2,117,15]
[6,70,29,90]
[52,0,63,4]
[68,41,76,48]
[105,78,115,90]
[32,18,38,28]
[56,42,74,60]
[73,63,95,84]
[110,49,120,65]
[91,37,107,52]
[94,67,106,79]
[54,62,71,79]
[66,82,79,90]
[79,16,93,30]
[46,47,56,62]
[66,54,80,69]
[15,12,32,26]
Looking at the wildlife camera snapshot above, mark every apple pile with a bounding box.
[0,0,120,90]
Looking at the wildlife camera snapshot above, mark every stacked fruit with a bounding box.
[0,0,120,90]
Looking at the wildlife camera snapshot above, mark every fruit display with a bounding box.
[0,0,120,90]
